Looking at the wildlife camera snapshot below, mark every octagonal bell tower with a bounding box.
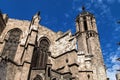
[76,7,107,80]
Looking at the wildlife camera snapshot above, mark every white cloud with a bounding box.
[107,47,120,80]
[107,61,119,80]
[107,62,120,80]
[107,69,116,80]
[110,55,118,63]
[112,64,120,70]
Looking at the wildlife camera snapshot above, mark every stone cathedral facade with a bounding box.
[0,8,107,80]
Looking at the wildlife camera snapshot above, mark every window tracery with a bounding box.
[31,38,50,69]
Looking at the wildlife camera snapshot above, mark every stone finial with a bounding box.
[31,11,41,25]
[37,11,40,16]
[82,6,85,11]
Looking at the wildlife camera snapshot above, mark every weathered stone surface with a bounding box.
[51,31,77,57]
[0,9,107,80]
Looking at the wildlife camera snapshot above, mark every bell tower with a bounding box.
[76,6,98,54]
[76,7,107,80]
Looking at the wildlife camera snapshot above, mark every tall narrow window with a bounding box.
[83,16,88,31]
[2,28,22,60]
[48,67,51,77]
[31,38,50,69]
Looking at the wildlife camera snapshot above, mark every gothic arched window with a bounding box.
[2,28,22,60]
[31,37,50,69]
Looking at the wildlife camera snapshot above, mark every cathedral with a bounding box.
[0,7,107,80]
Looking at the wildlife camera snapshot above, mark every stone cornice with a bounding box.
[51,69,72,75]
[51,49,77,59]
[75,30,98,37]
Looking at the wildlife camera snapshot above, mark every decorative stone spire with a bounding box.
[29,11,41,32]
[31,11,41,25]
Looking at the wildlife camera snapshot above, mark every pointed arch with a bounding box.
[2,28,22,60]
[31,37,50,69]
[33,75,42,80]
[52,78,56,80]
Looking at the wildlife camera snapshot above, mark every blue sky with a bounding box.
[0,0,120,80]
